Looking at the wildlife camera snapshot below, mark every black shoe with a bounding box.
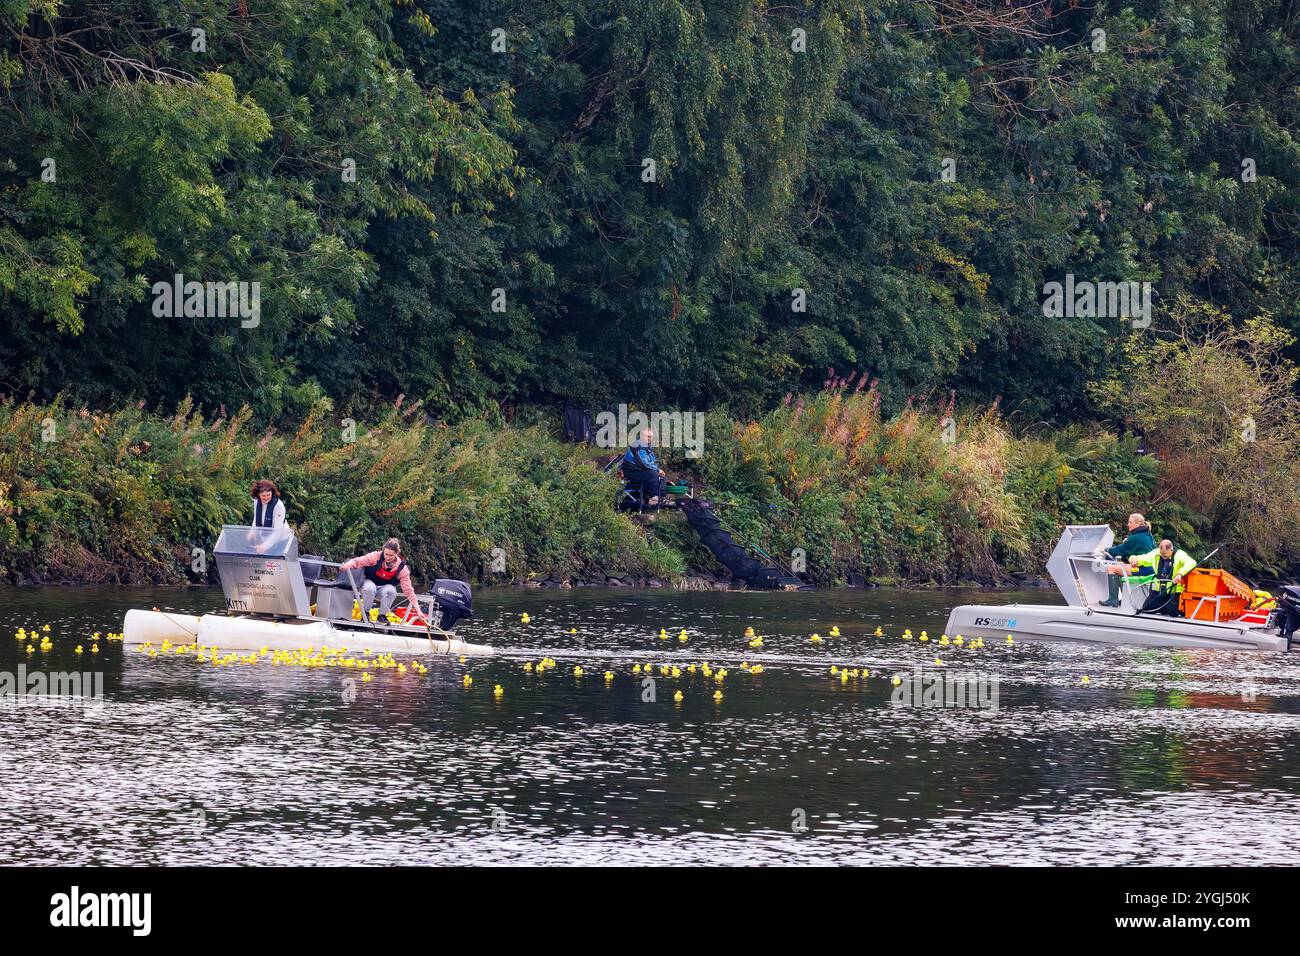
[1098,599,1121,608]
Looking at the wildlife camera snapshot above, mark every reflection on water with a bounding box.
[2,585,1300,865]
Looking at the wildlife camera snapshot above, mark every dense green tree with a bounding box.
[0,0,1297,424]
[0,0,514,418]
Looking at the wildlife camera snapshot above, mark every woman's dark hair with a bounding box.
[382,537,402,555]
[250,479,279,498]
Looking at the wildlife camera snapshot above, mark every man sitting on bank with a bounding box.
[339,538,421,623]
[1128,539,1197,617]
[621,426,667,504]
[1098,512,1156,607]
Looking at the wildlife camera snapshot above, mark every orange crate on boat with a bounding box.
[1178,568,1253,621]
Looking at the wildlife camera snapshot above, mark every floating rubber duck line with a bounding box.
[133,641,429,675]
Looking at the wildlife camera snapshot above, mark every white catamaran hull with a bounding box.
[123,609,494,657]
[945,602,1286,652]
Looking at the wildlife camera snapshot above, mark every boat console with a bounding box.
[213,525,313,616]
[1044,524,1125,607]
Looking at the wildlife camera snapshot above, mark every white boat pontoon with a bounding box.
[123,525,493,657]
[945,525,1300,652]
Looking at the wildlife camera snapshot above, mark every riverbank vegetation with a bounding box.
[5,304,1296,586]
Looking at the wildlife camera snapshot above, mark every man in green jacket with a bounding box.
[1128,539,1197,616]
[1098,513,1157,607]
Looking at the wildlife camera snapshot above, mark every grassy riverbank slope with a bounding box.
[7,387,1289,589]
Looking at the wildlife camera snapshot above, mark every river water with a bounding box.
[3,584,1299,866]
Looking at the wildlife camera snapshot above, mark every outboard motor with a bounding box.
[1274,585,1300,651]
[431,579,473,631]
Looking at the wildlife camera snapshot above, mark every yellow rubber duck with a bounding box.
[1081,676,1090,685]
[520,613,530,624]
[91,644,99,654]
[829,626,840,637]
[494,684,504,697]
[569,628,577,634]
[660,628,669,640]
[750,664,764,675]
[873,627,883,637]
[573,666,584,677]
[361,672,373,683]
[744,626,755,637]
[830,666,839,675]
[632,663,641,674]
[604,671,614,681]
[934,658,943,666]
[462,674,473,687]
[712,690,723,702]
[1006,635,1015,645]
[810,633,822,643]
[74,645,83,655]
[678,629,689,641]
[748,636,763,648]
[892,675,902,687]
[524,662,534,672]
[674,690,684,702]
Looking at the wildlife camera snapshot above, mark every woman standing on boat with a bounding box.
[339,538,421,623]
[250,479,287,529]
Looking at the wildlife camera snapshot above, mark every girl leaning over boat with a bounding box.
[339,538,422,623]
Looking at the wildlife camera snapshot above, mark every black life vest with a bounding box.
[1154,554,1175,590]
[253,495,280,528]
[365,556,406,585]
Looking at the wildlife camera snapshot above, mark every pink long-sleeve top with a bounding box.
[339,551,420,607]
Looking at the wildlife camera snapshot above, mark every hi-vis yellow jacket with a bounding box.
[1129,548,1197,593]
